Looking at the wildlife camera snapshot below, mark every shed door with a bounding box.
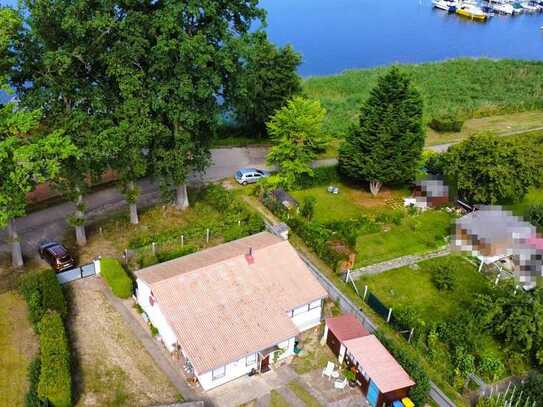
[367,380,379,407]
[326,330,341,357]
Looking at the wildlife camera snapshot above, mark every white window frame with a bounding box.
[245,353,257,366]
[309,299,321,310]
[212,365,226,380]
[292,304,308,316]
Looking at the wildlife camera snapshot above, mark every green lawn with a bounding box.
[0,291,38,407]
[356,255,486,322]
[355,210,453,267]
[291,182,408,223]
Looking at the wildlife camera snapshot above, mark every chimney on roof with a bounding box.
[245,247,254,265]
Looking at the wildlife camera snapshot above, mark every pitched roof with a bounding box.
[326,314,370,341]
[456,206,534,244]
[136,232,327,374]
[344,335,415,394]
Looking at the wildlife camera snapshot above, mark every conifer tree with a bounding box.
[339,67,424,195]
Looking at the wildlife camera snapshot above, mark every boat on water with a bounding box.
[433,0,458,11]
[488,1,516,14]
[456,3,489,19]
[520,1,540,12]
[511,2,525,12]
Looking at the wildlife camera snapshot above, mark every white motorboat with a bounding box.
[521,1,540,12]
[433,0,458,11]
[491,2,516,14]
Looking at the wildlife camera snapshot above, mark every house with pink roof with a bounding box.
[134,232,327,390]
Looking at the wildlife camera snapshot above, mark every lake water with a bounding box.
[0,0,542,84]
[261,0,543,76]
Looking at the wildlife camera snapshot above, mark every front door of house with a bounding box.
[261,355,270,373]
[367,380,379,407]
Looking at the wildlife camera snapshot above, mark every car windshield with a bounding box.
[256,170,263,175]
[235,171,242,178]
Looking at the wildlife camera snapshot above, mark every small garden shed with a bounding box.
[322,314,369,363]
[272,187,299,210]
[343,335,415,407]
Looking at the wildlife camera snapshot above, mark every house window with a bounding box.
[246,353,257,366]
[292,305,308,316]
[309,299,321,310]
[212,365,226,380]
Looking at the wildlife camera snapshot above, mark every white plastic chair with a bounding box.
[334,378,348,389]
[322,361,335,380]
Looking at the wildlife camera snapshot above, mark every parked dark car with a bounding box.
[38,241,75,272]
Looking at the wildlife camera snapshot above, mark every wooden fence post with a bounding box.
[181,235,184,247]
[206,228,210,243]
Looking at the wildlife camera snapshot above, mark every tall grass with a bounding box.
[303,58,543,137]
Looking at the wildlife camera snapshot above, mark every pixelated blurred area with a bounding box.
[453,205,543,290]
[403,176,449,210]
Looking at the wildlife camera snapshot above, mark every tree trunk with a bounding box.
[7,218,23,268]
[74,193,87,246]
[128,181,139,225]
[175,184,189,210]
[369,180,383,196]
[129,203,139,225]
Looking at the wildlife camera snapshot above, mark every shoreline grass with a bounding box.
[303,58,543,137]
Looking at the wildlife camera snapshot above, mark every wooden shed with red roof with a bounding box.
[323,314,369,363]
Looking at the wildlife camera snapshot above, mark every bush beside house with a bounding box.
[37,311,71,407]
[100,257,133,299]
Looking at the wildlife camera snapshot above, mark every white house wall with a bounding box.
[198,337,296,391]
[291,299,323,331]
[135,278,178,351]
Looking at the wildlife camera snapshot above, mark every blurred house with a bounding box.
[403,177,449,210]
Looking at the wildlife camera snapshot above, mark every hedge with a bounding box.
[26,357,44,407]
[376,332,431,406]
[101,257,133,298]
[19,269,67,328]
[37,311,71,407]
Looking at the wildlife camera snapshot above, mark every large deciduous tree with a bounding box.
[441,133,535,204]
[11,0,116,246]
[148,0,266,210]
[339,67,424,196]
[0,106,78,267]
[266,96,328,188]
[226,31,302,138]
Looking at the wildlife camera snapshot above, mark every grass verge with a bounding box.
[0,291,39,407]
[287,380,322,407]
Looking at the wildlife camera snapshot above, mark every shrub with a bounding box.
[101,258,133,299]
[149,323,159,337]
[139,253,159,268]
[19,269,67,328]
[376,333,431,405]
[431,265,456,291]
[26,357,45,407]
[526,204,543,230]
[156,245,197,263]
[37,311,71,407]
[429,113,464,133]
[299,196,316,220]
[477,354,505,382]
[296,165,339,188]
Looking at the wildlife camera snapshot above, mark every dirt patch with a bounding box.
[66,278,178,406]
[346,187,404,209]
[291,324,336,375]
[0,291,39,406]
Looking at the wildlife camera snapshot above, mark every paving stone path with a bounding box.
[348,247,450,279]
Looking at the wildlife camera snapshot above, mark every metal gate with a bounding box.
[56,262,96,285]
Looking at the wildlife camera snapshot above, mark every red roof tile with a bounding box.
[326,314,369,341]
